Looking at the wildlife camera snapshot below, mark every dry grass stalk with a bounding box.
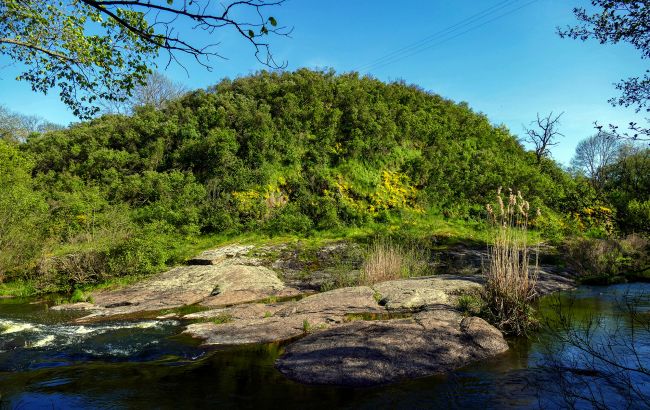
[360,239,405,285]
[484,187,539,335]
[359,239,428,285]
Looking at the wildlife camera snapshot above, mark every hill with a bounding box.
[2,69,576,293]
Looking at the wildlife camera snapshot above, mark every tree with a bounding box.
[0,0,290,118]
[571,131,621,192]
[100,71,188,114]
[559,1,650,142]
[0,105,63,143]
[523,112,564,163]
[602,145,650,232]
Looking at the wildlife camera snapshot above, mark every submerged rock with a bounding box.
[183,314,332,345]
[50,302,98,311]
[275,309,508,386]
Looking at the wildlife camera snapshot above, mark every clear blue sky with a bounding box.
[0,0,645,165]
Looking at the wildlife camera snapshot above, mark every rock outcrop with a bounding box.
[75,245,297,322]
[275,309,509,386]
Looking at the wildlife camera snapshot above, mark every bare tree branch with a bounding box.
[523,112,564,164]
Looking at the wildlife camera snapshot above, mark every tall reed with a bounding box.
[483,187,539,336]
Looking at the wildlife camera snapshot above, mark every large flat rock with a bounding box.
[275,286,384,317]
[79,261,285,321]
[275,309,508,386]
[372,271,574,311]
[372,275,483,310]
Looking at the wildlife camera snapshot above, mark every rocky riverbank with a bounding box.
[53,242,575,386]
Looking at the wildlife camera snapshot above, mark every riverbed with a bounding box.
[1,284,648,409]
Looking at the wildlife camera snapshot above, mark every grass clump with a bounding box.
[482,188,539,336]
[359,238,429,285]
[211,314,233,325]
[69,288,92,303]
[457,293,484,316]
[302,319,311,332]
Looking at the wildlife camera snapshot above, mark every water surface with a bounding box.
[1,284,648,409]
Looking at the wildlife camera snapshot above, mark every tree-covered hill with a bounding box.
[25,70,572,230]
[2,69,579,292]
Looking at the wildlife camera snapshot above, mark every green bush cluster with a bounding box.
[564,234,649,284]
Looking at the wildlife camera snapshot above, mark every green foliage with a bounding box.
[0,0,154,118]
[23,71,576,235]
[264,204,314,236]
[0,140,48,279]
[626,199,650,232]
[69,288,91,303]
[0,1,285,118]
[602,146,650,233]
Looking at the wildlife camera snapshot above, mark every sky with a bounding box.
[0,0,646,165]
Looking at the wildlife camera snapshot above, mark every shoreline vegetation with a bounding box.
[0,69,647,335]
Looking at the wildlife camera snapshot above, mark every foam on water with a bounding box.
[0,318,181,358]
[71,325,95,335]
[82,346,141,357]
[0,319,40,335]
[30,335,56,348]
[132,321,162,329]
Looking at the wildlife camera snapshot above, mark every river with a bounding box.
[1,283,649,409]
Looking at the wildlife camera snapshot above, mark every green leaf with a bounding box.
[167,0,173,4]
[261,26,268,35]
[248,30,255,38]
[268,17,277,27]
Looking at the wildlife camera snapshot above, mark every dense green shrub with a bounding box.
[264,204,314,235]
[107,234,170,277]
